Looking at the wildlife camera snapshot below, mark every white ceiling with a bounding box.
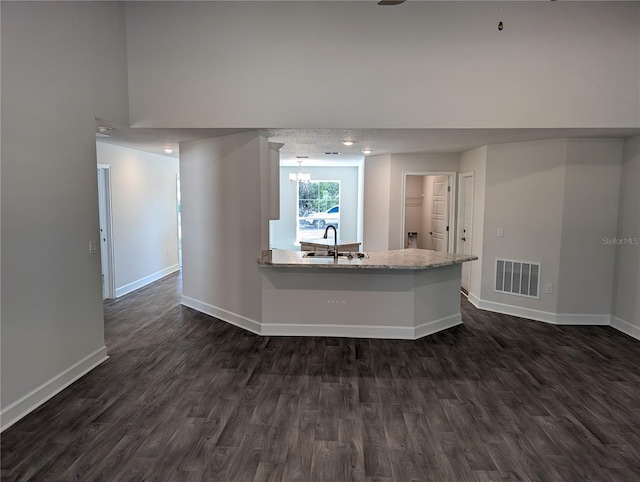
[96,124,640,163]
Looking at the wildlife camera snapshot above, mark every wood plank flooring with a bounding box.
[2,271,640,481]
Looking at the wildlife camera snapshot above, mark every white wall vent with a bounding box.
[495,259,540,299]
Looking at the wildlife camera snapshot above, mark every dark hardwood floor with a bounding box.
[2,271,640,481]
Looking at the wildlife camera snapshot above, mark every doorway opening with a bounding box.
[97,164,116,299]
[402,172,456,252]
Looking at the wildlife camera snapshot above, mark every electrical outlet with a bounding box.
[497,227,504,238]
[545,283,553,294]
[88,239,98,255]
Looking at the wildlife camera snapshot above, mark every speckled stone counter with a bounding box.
[259,248,477,270]
[258,249,477,340]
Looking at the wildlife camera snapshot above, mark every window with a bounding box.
[297,180,340,242]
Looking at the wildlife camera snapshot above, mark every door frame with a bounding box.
[401,171,457,253]
[457,171,474,293]
[97,164,116,299]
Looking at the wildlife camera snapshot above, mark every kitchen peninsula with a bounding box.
[259,249,477,340]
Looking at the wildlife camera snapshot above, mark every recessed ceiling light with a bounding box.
[362,149,372,155]
[341,140,354,146]
[164,148,174,154]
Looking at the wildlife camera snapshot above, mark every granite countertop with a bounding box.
[258,249,477,270]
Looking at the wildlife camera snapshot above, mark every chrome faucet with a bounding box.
[323,225,338,259]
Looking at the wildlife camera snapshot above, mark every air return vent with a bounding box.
[495,259,540,298]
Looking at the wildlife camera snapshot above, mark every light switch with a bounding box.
[497,228,504,238]
[89,239,98,255]
[545,283,553,294]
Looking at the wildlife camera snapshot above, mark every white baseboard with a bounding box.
[0,346,108,432]
[182,297,461,340]
[262,322,415,339]
[181,296,262,335]
[415,313,462,339]
[116,264,180,298]
[611,316,640,341]
[555,313,612,325]
[471,298,610,325]
[467,292,481,309]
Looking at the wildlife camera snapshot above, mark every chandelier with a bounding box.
[289,160,311,183]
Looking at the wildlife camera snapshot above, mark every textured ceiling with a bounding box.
[270,127,640,164]
[96,125,640,162]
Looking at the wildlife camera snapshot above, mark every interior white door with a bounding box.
[460,175,474,292]
[430,176,449,252]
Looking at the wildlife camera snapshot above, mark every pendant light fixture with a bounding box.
[289,160,311,183]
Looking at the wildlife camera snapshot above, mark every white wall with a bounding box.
[270,166,359,250]
[124,1,639,129]
[481,140,568,314]
[389,153,460,250]
[557,139,623,315]
[612,136,640,336]
[476,139,626,324]
[1,1,130,430]
[96,143,180,296]
[180,131,269,331]
[459,146,487,302]
[363,155,392,252]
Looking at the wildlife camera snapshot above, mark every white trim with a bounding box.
[262,322,415,339]
[0,346,108,432]
[457,172,474,293]
[555,313,611,325]
[115,264,180,298]
[182,299,461,340]
[262,315,460,339]
[611,316,640,341]
[472,297,610,325]
[181,296,262,335]
[468,292,481,309]
[97,164,116,300]
[414,313,462,339]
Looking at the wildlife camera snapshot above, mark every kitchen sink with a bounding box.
[303,251,368,259]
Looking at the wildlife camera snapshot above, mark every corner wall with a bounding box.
[96,143,180,296]
[612,136,640,338]
[557,139,623,317]
[1,1,130,430]
[473,138,626,326]
[481,140,568,316]
[180,131,269,333]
